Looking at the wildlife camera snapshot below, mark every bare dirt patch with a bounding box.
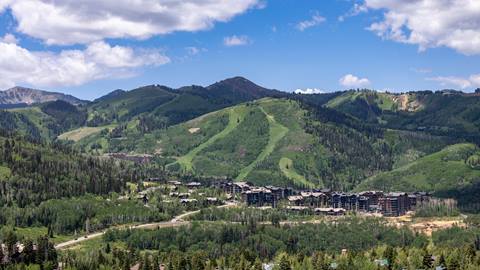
[188,127,200,134]
[386,214,465,236]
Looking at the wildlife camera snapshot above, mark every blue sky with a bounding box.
[0,0,479,100]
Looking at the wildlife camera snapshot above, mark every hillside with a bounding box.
[0,86,84,107]
[0,100,88,141]
[357,143,480,191]
[85,77,286,127]
[356,143,480,211]
[2,77,478,194]
[70,97,454,190]
[0,134,136,207]
[324,90,480,143]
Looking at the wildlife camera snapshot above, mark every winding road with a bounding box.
[54,202,237,250]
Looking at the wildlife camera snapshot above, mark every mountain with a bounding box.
[322,90,480,144]
[0,86,85,107]
[3,77,480,201]
[93,89,126,102]
[356,143,480,211]
[70,97,454,191]
[85,77,287,127]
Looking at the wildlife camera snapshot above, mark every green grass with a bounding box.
[326,91,362,108]
[235,106,288,181]
[14,227,74,244]
[58,125,115,142]
[173,106,247,172]
[357,143,480,192]
[278,157,315,188]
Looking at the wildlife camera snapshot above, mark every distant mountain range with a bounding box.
[1,77,480,211]
[0,86,85,108]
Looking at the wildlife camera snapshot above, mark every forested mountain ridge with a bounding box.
[84,77,287,128]
[2,77,480,195]
[0,133,137,207]
[321,89,480,144]
[68,97,457,192]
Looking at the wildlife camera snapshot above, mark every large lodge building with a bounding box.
[217,181,430,217]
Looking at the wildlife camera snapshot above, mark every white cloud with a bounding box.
[411,68,432,74]
[364,0,480,55]
[296,12,326,31]
[185,47,200,56]
[2,0,260,45]
[338,3,368,22]
[470,74,480,87]
[339,74,371,88]
[223,35,251,47]
[1,33,18,44]
[427,74,480,89]
[294,88,325,95]
[0,41,169,89]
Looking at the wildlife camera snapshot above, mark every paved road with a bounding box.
[54,202,237,250]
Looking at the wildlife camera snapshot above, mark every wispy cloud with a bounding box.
[296,12,326,31]
[338,3,368,22]
[411,68,432,74]
[427,74,480,89]
[223,35,251,47]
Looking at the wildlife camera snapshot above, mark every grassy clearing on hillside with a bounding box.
[235,106,288,181]
[278,157,315,188]
[174,106,247,172]
[9,107,56,138]
[58,125,115,142]
[356,143,480,192]
[326,91,361,108]
[14,227,74,244]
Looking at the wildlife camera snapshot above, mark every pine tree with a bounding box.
[384,246,395,270]
[152,254,160,270]
[447,257,460,270]
[279,254,291,270]
[422,249,433,270]
[105,243,111,254]
[465,244,476,263]
[142,253,151,270]
[438,254,446,267]
[252,258,262,270]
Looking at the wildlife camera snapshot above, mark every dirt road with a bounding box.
[55,202,237,250]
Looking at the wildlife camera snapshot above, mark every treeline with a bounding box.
[0,111,42,143]
[39,100,88,135]
[0,195,169,235]
[51,244,480,270]
[54,220,480,270]
[301,106,393,190]
[103,218,426,258]
[188,207,310,224]
[414,199,460,218]
[0,136,138,207]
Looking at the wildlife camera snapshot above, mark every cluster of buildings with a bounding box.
[217,181,430,217]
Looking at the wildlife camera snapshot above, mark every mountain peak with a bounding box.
[207,76,286,100]
[211,76,260,88]
[0,86,84,106]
